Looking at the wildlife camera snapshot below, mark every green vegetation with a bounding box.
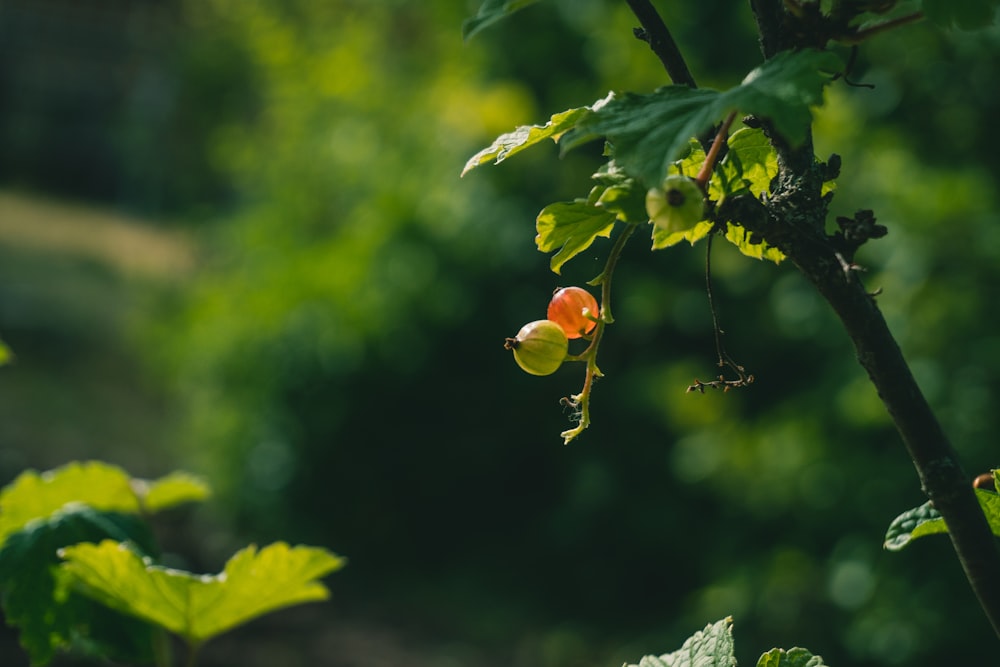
[1,0,1000,665]
[0,462,342,666]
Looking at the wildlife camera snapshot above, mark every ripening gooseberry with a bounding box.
[646,175,705,233]
[504,319,569,376]
[547,286,599,339]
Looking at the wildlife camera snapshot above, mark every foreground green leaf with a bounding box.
[884,490,1000,551]
[535,201,617,273]
[0,338,11,366]
[0,462,210,547]
[0,505,157,665]
[0,462,139,547]
[757,647,829,667]
[462,0,542,40]
[626,617,736,667]
[60,540,346,646]
[561,49,842,186]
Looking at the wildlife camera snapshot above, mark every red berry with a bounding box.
[547,287,599,339]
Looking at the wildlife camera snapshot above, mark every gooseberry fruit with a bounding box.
[547,286,599,339]
[504,319,569,376]
[645,175,705,233]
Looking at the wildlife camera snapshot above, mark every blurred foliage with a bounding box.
[2,1,1000,666]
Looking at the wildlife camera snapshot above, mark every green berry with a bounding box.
[504,319,569,376]
[646,175,705,233]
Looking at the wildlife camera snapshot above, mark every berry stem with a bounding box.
[695,111,737,190]
[561,223,637,444]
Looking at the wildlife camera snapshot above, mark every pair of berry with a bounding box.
[504,287,599,376]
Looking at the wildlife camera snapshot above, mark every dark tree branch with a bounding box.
[623,0,1000,635]
[796,234,1000,639]
[624,0,697,87]
[743,0,1000,639]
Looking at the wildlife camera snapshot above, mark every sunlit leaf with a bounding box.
[757,647,829,667]
[561,50,842,186]
[651,220,714,250]
[0,462,139,547]
[724,224,785,263]
[720,128,778,198]
[59,540,346,646]
[922,0,999,29]
[626,617,736,667]
[0,505,156,665]
[535,201,617,274]
[0,462,211,547]
[0,339,11,366]
[462,0,542,40]
[134,471,211,513]
[461,105,594,176]
[884,490,1000,551]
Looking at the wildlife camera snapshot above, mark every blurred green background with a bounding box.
[1,1,999,665]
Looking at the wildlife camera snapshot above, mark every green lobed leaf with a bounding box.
[0,462,139,547]
[884,490,1000,551]
[0,505,157,665]
[0,461,211,547]
[922,0,999,29]
[561,87,717,188]
[462,0,542,41]
[461,104,595,176]
[719,128,778,199]
[561,49,842,187]
[626,617,736,667]
[535,201,617,274]
[59,540,346,646]
[757,647,829,667]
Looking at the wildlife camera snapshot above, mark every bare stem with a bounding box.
[623,0,697,87]
[696,111,737,189]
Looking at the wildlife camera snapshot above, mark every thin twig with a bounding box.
[624,0,697,87]
[693,232,753,392]
[840,11,925,44]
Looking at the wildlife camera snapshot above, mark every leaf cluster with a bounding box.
[0,461,343,666]
[464,49,842,272]
[626,617,828,667]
